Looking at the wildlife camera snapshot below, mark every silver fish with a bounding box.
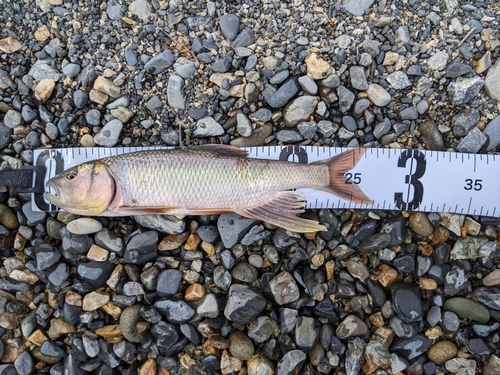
[45,145,372,232]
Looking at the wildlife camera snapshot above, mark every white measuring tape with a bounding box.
[32,146,500,217]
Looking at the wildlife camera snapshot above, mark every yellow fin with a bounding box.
[236,191,326,233]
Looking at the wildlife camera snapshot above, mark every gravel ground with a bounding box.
[1,0,500,374]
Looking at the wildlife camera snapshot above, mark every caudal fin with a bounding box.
[323,148,373,205]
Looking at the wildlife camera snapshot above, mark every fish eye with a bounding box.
[67,171,77,180]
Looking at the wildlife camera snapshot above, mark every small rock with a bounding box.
[427,340,458,365]
[305,53,332,80]
[67,218,103,235]
[229,331,254,360]
[34,79,55,101]
[144,51,174,74]
[336,314,368,339]
[224,284,266,325]
[448,76,485,106]
[443,297,490,323]
[485,59,500,101]
[427,51,449,71]
[193,116,225,137]
[94,119,123,147]
[366,84,392,106]
[283,96,319,127]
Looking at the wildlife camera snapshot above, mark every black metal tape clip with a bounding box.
[0,166,46,194]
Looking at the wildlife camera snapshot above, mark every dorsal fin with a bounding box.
[190,144,249,157]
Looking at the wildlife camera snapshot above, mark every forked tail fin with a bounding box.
[322,148,373,205]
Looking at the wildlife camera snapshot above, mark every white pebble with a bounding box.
[67,218,103,235]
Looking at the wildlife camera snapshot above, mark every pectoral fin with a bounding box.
[236,191,326,233]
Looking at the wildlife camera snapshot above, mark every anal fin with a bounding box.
[236,191,326,233]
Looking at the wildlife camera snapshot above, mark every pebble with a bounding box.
[386,71,411,90]
[391,283,423,323]
[156,269,182,297]
[428,340,458,365]
[66,218,103,235]
[269,271,300,305]
[94,119,123,147]
[144,50,174,74]
[448,76,485,106]
[336,314,368,339]
[443,297,490,323]
[366,84,392,106]
[276,350,307,375]
[483,269,500,286]
[167,75,185,109]
[224,284,266,324]
[229,331,254,361]
[193,116,225,137]
[34,79,55,101]
[409,213,434,237]
[485,59,500,101]
[283,96,318,127]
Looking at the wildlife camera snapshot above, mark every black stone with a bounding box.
[314,297,339,323]
[77,261,115,289]
[124,231,158,265]
[390,335,431,360]
[224,284,266,324]
[367,279,387,307]
[180,323,201,345]
[391,283,423,323]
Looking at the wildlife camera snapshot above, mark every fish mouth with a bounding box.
[45,180,64,204]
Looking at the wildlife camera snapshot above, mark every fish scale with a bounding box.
[103,149,328,210]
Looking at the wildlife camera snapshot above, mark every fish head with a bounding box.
[44,162,115,215]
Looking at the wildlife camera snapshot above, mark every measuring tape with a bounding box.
[31,146,500,218]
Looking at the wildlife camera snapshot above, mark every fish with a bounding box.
[44,145,372,233]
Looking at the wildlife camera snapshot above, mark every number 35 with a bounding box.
[464,179,482,191]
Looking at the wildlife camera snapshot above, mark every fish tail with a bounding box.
[324,148,373,205]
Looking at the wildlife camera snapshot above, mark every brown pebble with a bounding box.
[409,212,434,237]
[229,331,254,361]
[31,346,61,365]
[378,264,398,287]
[425,326,442,340]
[0,313,20,330]
[185,283,206,301]
[202,339,221,357]
[102,302,122,319]
[34,79,56,101]
[87,244,110,262]
[0,203,18,229]
[139,358,156,375]
[419,277,438,290]
[483,269,500,286]
[431,226,450,244]
[136,321,150,334]
[421,243,434,256]
[95,324,122,339]
[28,329,48,346]
[369,312,385,328]
[184,233,201,250]
[48,318,76,339]
[428,340,457,365]
[221,350,243,375]
[65,291,82,306]
[158,231,189,251]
